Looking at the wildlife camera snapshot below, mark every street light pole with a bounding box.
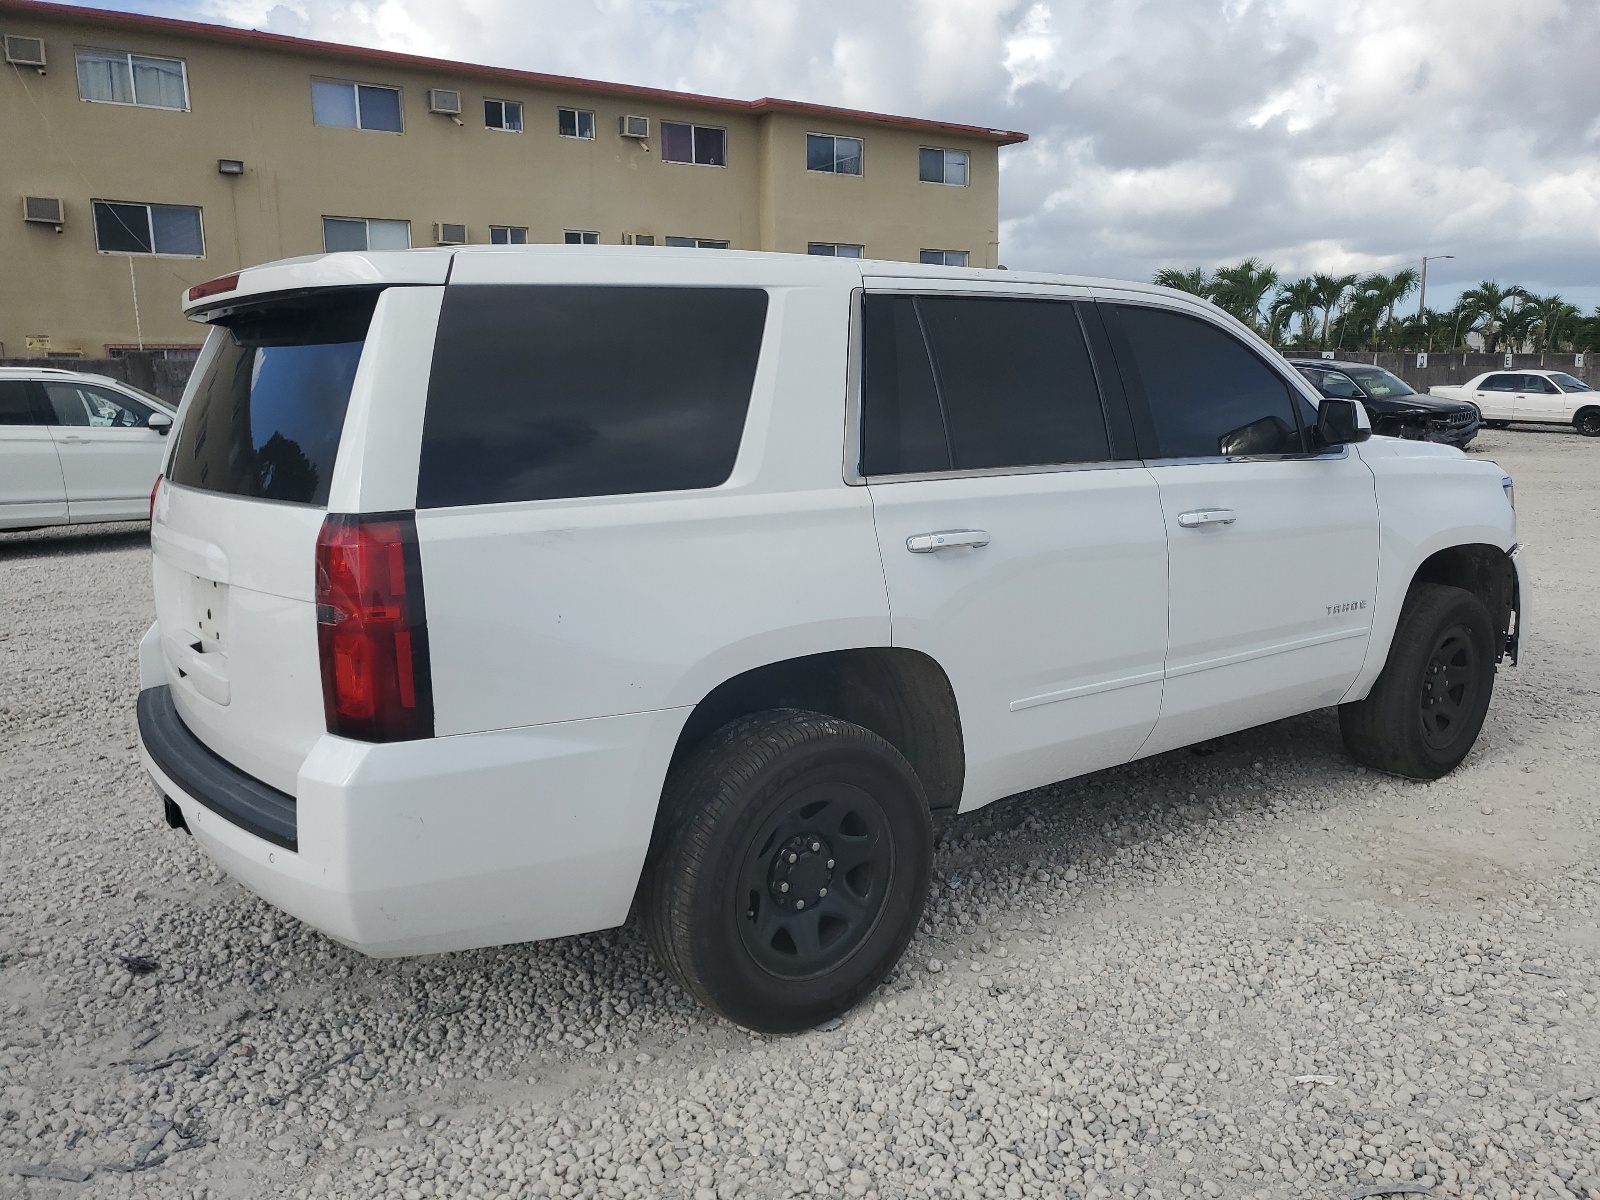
[1418,254,1455,317]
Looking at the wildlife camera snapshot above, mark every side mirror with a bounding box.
[148,412,173,436]
[1315,397,1370,447]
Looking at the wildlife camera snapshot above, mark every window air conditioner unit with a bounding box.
[434,222,467,245]
[3,35,46,67]
[428,89,462,115]
[619,114,649,140]
[22,196,64,226]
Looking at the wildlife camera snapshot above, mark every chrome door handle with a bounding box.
[1177,508,1237,529]
[906,529,990,553]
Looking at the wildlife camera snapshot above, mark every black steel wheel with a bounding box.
[1575,408,1600,437]
[1418,622,1483,750]
[737,786,894,980]
[643,710,932,1032]
[1340,583,1497,779]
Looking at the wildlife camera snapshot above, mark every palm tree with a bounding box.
[1523,294,1581,352]
[1209,258,1279,333]
[1457,281,1528,354]
[1357,269,1419,345]
[1269,278,1320,348]
[1310,273,1358,348]
[1152,267,1211,297]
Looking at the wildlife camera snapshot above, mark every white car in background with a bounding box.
[0,367,175,531]
[1430,369,1600,437]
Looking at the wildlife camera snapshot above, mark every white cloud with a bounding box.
[158,0,1600,305]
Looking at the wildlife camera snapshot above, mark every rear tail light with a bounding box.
[315,512,434,742]
[149,475,162,523]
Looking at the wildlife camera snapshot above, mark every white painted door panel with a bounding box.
[0,424,69,528]
[1140,451,1379,756]
[869,466,1169,809]
[1473,389,1513,421]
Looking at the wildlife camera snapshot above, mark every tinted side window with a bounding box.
[1108,305,1303,459]
[418,286,768,508]
[1480,374,1517,391]
[917,296,1110,470]
[1520,374,1557,393]
[0,381,38,426]
[169,290,378,506]
[860,294,949,475]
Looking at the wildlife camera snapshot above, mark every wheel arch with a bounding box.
[1409,542,1518,662]
[1572,403,1600,434]
[665,647,966,813]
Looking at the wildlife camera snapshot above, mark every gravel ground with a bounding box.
[2,429,1597,1200]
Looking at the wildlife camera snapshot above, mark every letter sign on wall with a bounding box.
[1577,353,1586,368]
[1416,353,1428,368]
[1504,352,1514,367]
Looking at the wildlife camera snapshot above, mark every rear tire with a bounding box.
[1339,583,1497,779]
[1484,420,1511,429]
[642,710,933,1033]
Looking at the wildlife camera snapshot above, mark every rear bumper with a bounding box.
[138,687,297,850]
[137,687,690,957]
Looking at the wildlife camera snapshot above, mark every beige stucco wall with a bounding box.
[0,7,1009,356]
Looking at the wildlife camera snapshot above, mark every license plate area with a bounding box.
[190,576,230,654]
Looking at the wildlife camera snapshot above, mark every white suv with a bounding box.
[0,366,175,530]
[137,248,1527,1031]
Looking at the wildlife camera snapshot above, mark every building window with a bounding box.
[918,147,969,186]
[808,242,864,258]
[563,231,600,245]
[806,134,863,176]
[920,249,970,267]
[76,49,189,110]
[485,98,523,132]
[558,108,595,139]
[322,216,411,252]
[92,200,204,257]
[665,237,730,249]
[490,226,528,245]
[661,122,726,166]
[312,79,403,132]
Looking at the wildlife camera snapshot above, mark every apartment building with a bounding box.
[0,0,1025,358]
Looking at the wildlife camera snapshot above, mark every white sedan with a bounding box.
[1430,369,1600,436]
[0,367,175,531]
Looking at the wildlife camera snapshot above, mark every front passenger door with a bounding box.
[1100,302,1380,757]
[41,382,168,521]
[1512,374,1564,423]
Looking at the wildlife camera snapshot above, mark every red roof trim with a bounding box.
[1,0,1028,145]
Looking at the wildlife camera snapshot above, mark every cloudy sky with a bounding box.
[82,0,1600,310]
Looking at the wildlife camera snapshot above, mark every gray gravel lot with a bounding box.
[2,429,1597,1200]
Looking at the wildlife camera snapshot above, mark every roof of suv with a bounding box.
[179,244,1216,319]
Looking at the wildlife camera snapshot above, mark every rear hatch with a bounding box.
[152,288,383,794]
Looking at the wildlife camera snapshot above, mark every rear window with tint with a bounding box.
[860,293,1110,475]
[168,290,379,505]
[417,286,768,508]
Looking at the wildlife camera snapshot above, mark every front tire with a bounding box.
[642,710,933,1033]
[1574,408,1600,437]
[1339,583,1497,779]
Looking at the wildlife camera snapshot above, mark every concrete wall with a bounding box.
[0,3,1009,358]
[1299,351,1599,392]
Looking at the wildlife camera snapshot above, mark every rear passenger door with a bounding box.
[0,380,68,529]
[862,291,1170,810]
[1472,374,1518,421]
[1100,301,1380,757]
